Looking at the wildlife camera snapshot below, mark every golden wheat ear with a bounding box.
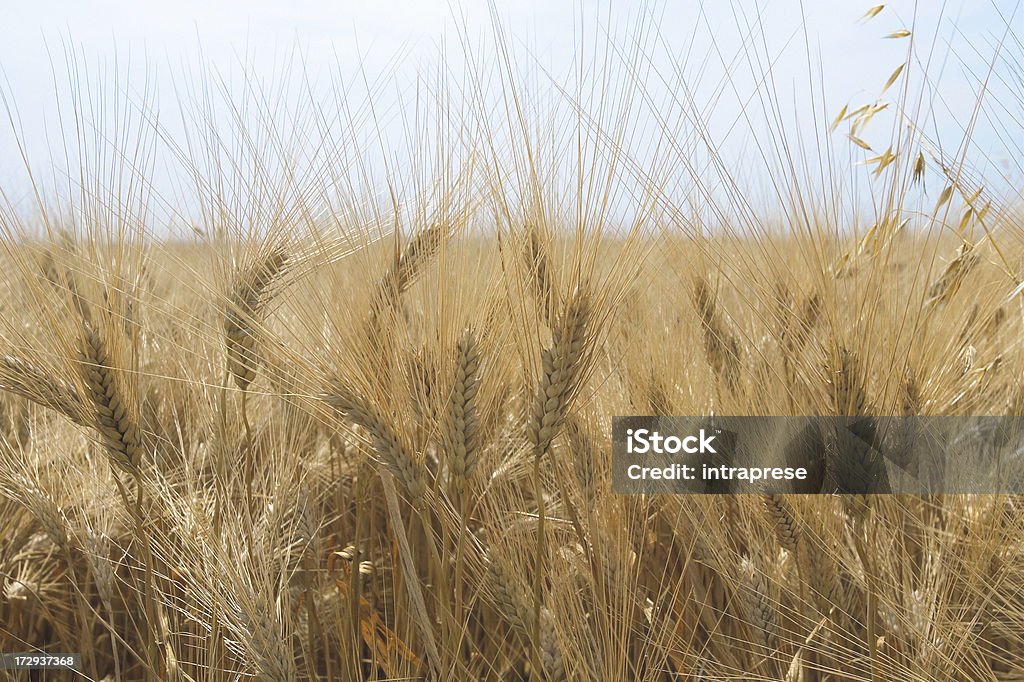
[0,354,88,426]
[369,222,450,319]
[322,385,429,507]
[522,222,557,326]
[762,493,800,553]
[225,247,289,391]
[692,276,742,395]
[78,319,144,476]
[445,327,482,495]
[484,552,566,681]
[528,287,594,457]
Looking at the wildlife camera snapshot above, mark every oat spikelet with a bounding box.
[323,387,428,506]
[486,554,565,680]
[446,328,481,493]
[693,277,742,392]
[912,150,926,185]
[226,248,289,391]
[527,288,593,456]
[762,494,800,553]
[0,354,87,425]
[79,322,143,475]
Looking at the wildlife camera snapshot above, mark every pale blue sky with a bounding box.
[0,1,1018,227]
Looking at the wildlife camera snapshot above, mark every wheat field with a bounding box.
[2,4,1024,681]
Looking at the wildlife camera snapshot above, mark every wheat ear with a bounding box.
[0,354,87,426]
[370,223,447,319]
[486,554,565,681]
[828,347,883,670]
[830,347,869,417]
[225,248,288,391]
[829,347,877,516]
[525,287,592,679]
[322,387,428,506]
[446,327,481,494]
[693,277,742,393]
[523,223,556,325]
[564,417,597,502]
[79,322,143,476]
[740,556,778,651]
[761,494,800,553]
[527,289,593,456]
[76,304,164,680]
